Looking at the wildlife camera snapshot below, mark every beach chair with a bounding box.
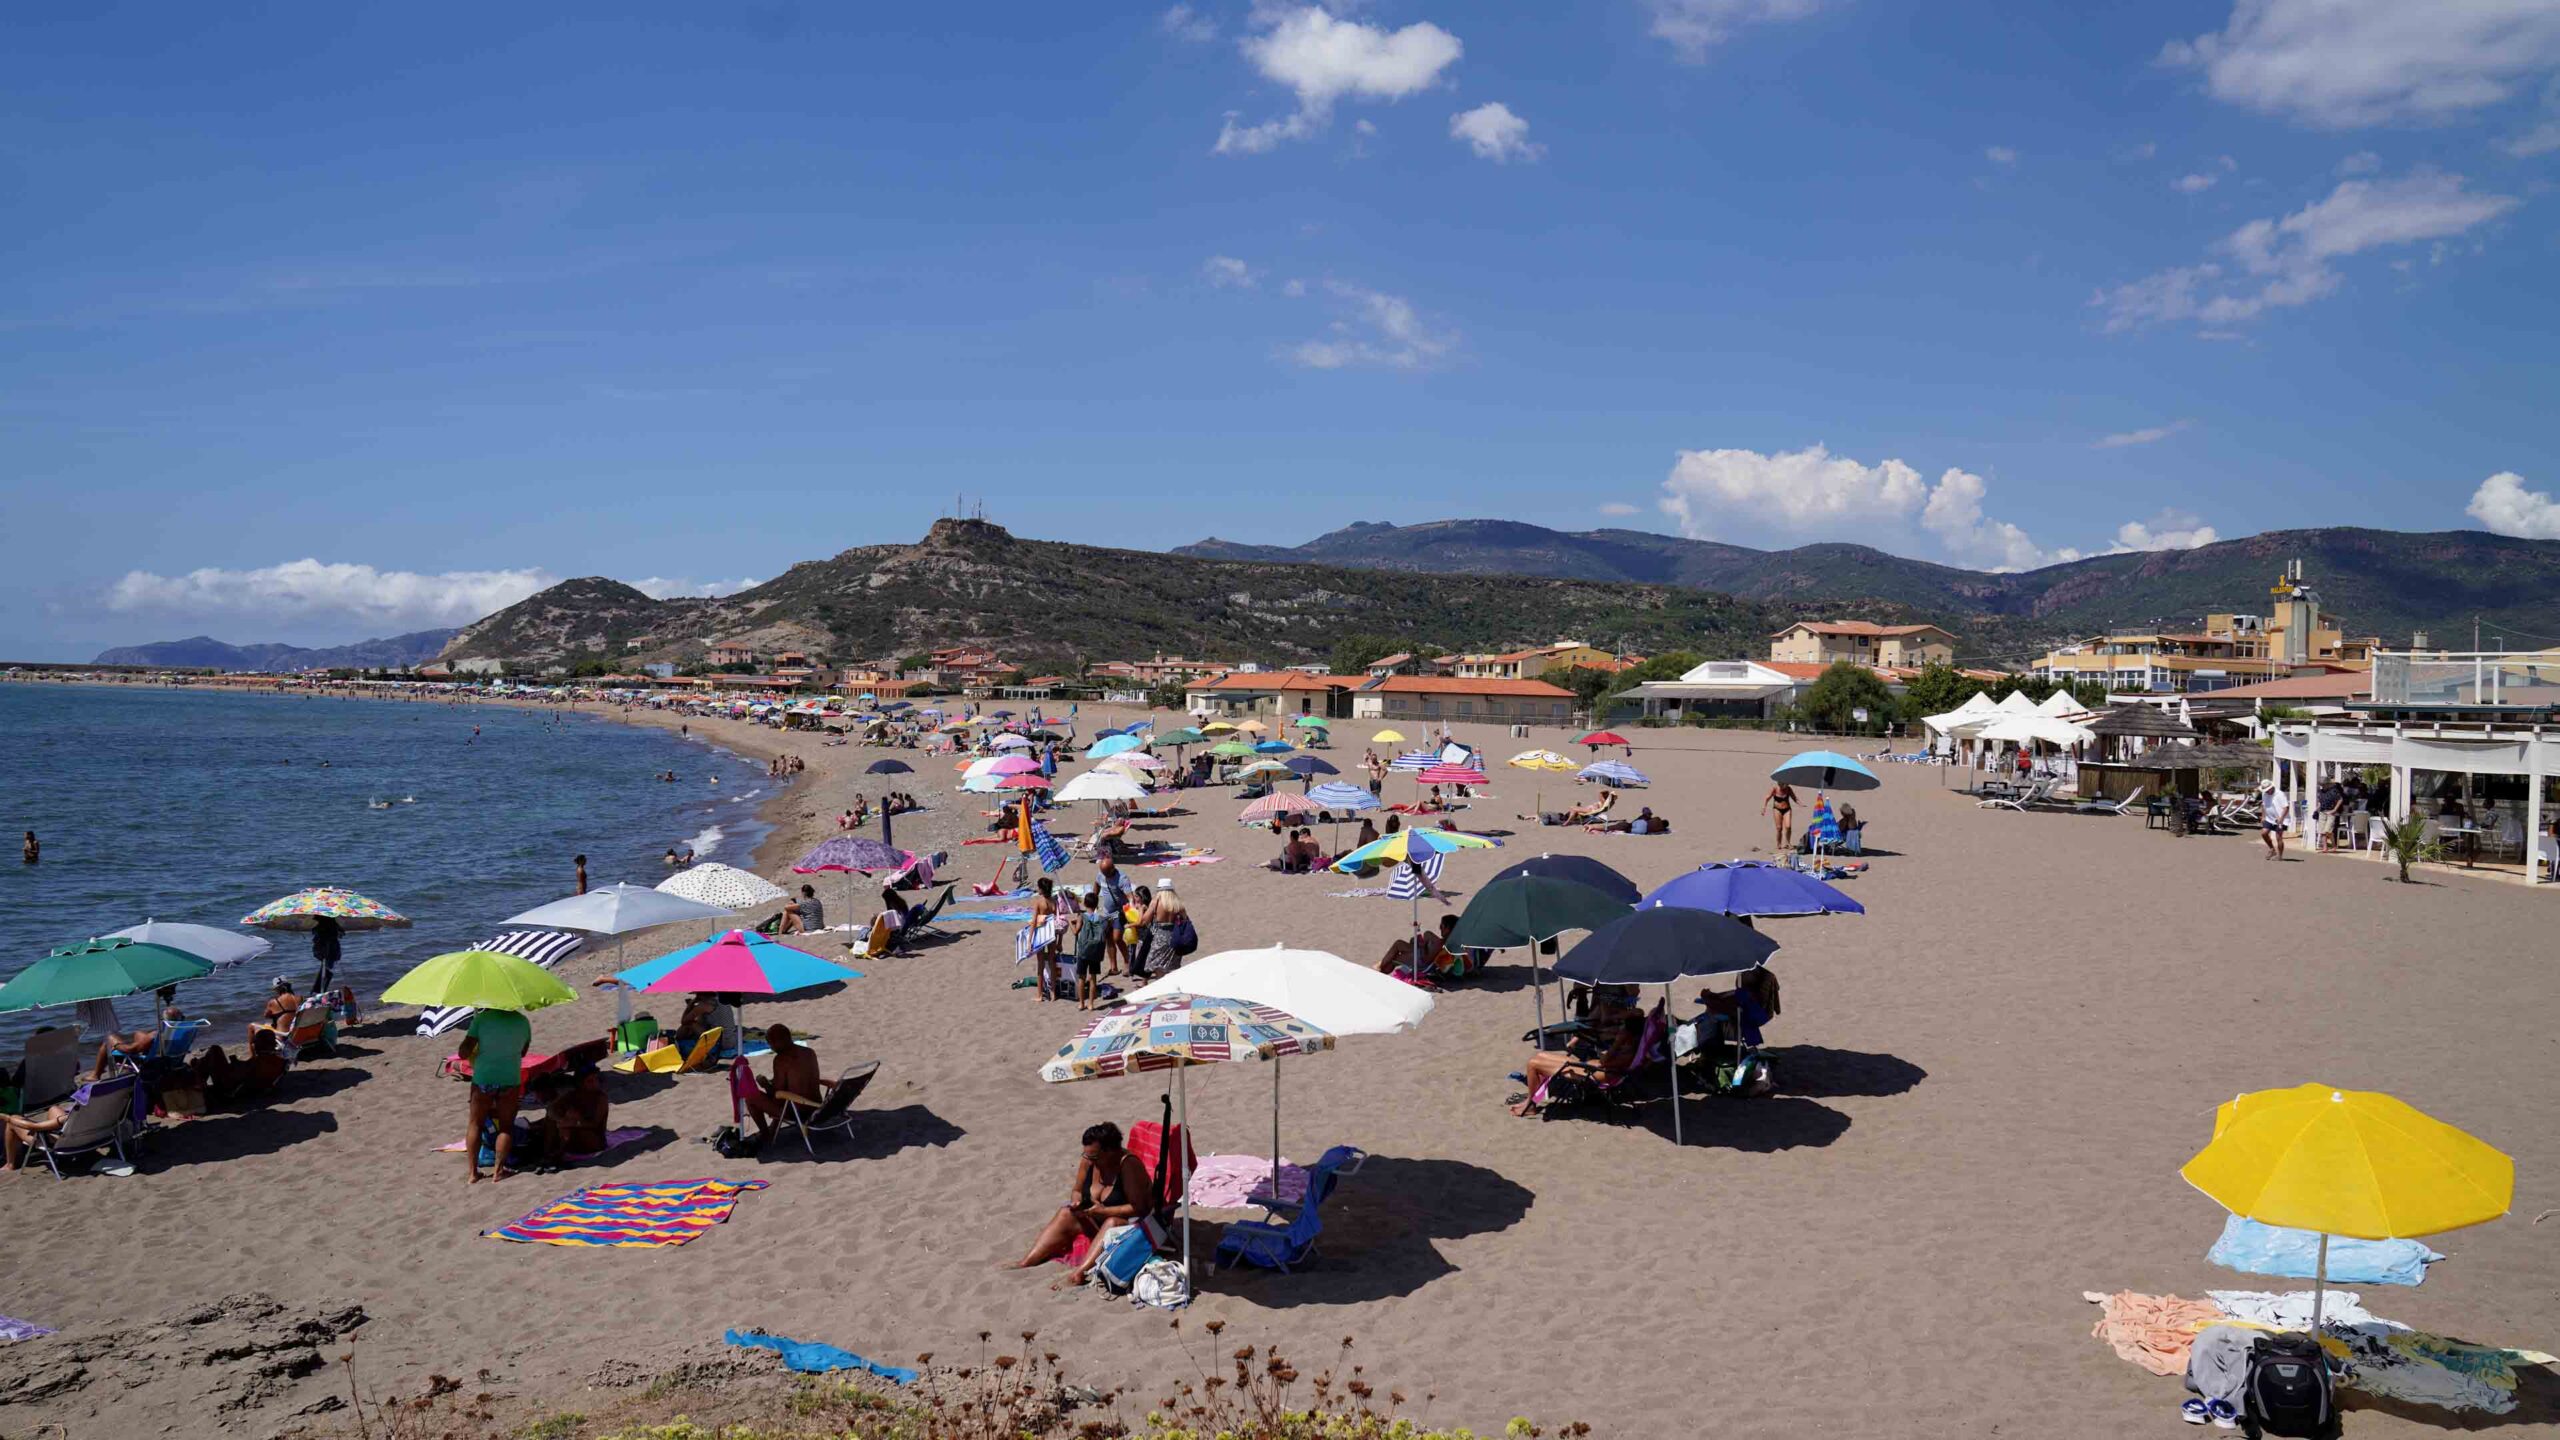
[260,1002,338,1061]
[615,1027,723,1075]
[1537,1014,1666,1124]
[29,1076,141,1178]
[17,1029,82,1110]
[774,1061,882,1154]
[609,1016,661,1061]
[894,886,959,950]
[1251,1143,1366,1222]
[1215,1199,1324,1273]
[2075,785,2143,817]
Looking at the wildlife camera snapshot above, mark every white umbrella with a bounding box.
[1127,946,1429,1200]
[655,862,788,911]
[1055,771,1147,804]
[506,882,733,968]
[105,920,273,968]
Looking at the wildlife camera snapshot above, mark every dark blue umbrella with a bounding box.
[1642,861,1863,918]
[1488,853,1641,906]
[1555,903,1780,1145]
[865,759,913,775]
[1283,756,1339,777]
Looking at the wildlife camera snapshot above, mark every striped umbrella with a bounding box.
[1240,793,1318,824]
[1418,763,1487,787]
[1580,760,1649,788]
[1305,781,1380,849]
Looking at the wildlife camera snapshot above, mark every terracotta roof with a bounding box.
[1363,676,1575,698]
[1191,672,1362,691]
[1368,652,1413,668]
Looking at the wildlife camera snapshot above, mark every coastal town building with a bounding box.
[1349,675,1576,724]
[1625,657,2001,722]
[2032,563,2380,694]
[1096,654,1234,685]
[902,646,1013,689]
[1451,641,1620,680]
[1768,621,1956,668]
[704,643,761,668]
[1184,670,1361,718]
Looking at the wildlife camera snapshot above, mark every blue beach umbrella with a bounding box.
[1306,781,1376,810]
[1643,861,1863,918]
[1089,734,1144,759]
[1487,853,1640,906]
[1580,760,1649,788]
[1771,750,1880,792]
[865,759,913,775]
[1252,739,1296,755]
[1283,755,1338,778]
[1555,903,1781,1146]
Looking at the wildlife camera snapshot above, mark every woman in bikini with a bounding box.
[1007,1122,1156,1280]
[1510,1010,1646,1116]
[1761,782,1797,853]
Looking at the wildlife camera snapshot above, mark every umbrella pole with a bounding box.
[1178,1065,1193,1299]
[1271,1058,1282,1211]
[2312,1233,2328,1332]
[1666,984,1683,1146]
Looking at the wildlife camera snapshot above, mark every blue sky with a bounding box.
[5,1,2558,658]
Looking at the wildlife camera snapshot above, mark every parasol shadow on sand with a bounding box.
[1207,1155,1534,1307]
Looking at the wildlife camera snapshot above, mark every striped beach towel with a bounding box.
[416,929,583,1036]
[1386,850,1444,901]
[484,1177,769,1248]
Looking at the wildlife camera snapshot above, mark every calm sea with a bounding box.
[0,684,771,1050]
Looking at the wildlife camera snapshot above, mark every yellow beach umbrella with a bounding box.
[1507,749,1579,813]
[1201,720,1238,734]
[2181,1083,2512,1325]
[1371,728,1407,743]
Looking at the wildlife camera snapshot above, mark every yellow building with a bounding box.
[1767,621,1956,669]
[1452,641,1621,681]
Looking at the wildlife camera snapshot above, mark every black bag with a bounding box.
[2244,1333,2337,1439]
[1171,916,1199,958]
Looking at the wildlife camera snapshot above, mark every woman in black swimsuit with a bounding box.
[1762,783,1797,853]
[1006,1122,1155,1269]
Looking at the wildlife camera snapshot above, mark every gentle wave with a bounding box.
[688,823,726,859]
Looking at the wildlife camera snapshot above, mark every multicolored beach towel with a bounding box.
[484,1177,769,1248]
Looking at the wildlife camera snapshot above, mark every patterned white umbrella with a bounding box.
[655,863,788,910]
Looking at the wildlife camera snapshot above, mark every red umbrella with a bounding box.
[998,772,1052,789]
[1576,730,1631,748]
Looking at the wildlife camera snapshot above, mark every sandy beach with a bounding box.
[6,701,2554,1437]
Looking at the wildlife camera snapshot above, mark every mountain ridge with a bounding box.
[92,628,460,671]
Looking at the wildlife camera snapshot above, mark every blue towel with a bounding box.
[724,1328,919,1384]
[2206,1214,2444,1287]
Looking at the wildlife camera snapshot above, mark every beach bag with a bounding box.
[1170,916,1199,958]
[1132,1258,1191,1310]
[1092,1223,1155,1294]
[2244,1333,2337,1439]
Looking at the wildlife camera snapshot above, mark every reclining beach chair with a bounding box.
[17,1028,83,1110]
[1250,1143,1366,1222]
[1216,1199,1325,1273]
[774,1061,882,1154]
[258,1001,338,1062]
[892,886,959,952]
[2075,785,2144,817]
[30,1075,141,1178]
[614,1027,723,1075]
[1537,1013,1667,1124]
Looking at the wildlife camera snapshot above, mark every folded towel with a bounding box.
[2208,1215,2444,1287]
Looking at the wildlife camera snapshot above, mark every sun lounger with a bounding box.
[774,1061,882,1153]
[1250,1143,1365,1221]
[2076,785,2144,817]
[29,1076,140,1178]
[17,1029,82,1110]
[1215,1197,1324,1273]
[612,1027,724,1075]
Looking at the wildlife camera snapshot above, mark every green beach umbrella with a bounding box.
[1156,727,1206,746]
[0,937,215,1014]
[381,950,577,1013]
[1209,740,1257,758]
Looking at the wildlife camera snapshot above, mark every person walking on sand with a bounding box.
[1761,782,1796,853]
[2260,780,2292,861]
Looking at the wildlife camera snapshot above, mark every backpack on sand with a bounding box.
[2244,1332,2337,1440]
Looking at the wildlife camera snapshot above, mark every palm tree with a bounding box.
[2376,817,2439,883]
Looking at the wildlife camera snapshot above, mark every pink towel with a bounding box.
[1186,1153,1310,1210]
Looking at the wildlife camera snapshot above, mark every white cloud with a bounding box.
[2504,119,2560,157]
[105,560,557,628]
[2094,420,2191,448]
[1160,4,1217,43]
[1985,145,2019,166]
[1203,254,1261,289]
[1214,5,1462,155]
[2160,0,2560,127]
[1643,0,1822,63]
[2093,170,2517,332]
[1285,280,1456,371]
[2110,510,2221,551]
[1597,502,1641,517]
[1280,277,1308,297]
[1450,102,1542,163]
[1656,444,2069,571]
[2173,172,2220,193]
[2467,471,2560,539]
[632,576,762,599]
[2337,150,2382,174]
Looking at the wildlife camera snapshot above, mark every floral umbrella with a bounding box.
[1039,994,1336,1286]
[241,886,411,931]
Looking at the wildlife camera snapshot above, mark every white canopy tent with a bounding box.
[1975,714,2095,748]
[1922,691,1999,748]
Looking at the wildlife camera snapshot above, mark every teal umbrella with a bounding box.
[0,937,214,1014]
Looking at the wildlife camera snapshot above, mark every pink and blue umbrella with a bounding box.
[613,929,863,996]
